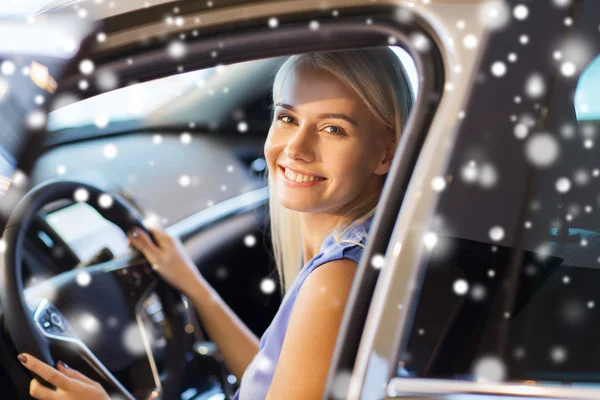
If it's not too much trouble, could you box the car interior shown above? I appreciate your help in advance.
[0,2,422,394]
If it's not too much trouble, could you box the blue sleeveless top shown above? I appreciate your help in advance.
[233,216,373,400]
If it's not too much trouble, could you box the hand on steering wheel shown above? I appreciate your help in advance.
[19,353,109,400]
[128,226,204,297]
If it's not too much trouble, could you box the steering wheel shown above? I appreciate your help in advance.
[0,179,188,400]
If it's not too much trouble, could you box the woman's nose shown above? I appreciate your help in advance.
[285,126,315,162]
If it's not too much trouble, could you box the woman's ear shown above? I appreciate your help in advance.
[374,136,397,175]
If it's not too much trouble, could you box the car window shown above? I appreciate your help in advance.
[397,1,600,387]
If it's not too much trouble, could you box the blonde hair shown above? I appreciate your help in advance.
[267,47,414,290]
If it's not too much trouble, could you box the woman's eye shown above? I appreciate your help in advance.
[324,125,346,136]
[278,115,296,124]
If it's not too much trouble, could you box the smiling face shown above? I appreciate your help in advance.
[264,62,395,215]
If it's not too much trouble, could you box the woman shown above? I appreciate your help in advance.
[19,47,414,399]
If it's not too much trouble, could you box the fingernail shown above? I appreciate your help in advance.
[58,361,70,369]
[18,354,27,364]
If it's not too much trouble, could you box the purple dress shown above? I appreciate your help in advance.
[233,216,373,399]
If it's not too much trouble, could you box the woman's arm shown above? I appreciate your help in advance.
[128,226,259,380]
[188,277,260,379]
[265,258,358,400]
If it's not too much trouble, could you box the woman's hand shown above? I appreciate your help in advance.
[18,353,110,400]
[127,226,205,296]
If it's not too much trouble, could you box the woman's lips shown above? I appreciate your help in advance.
[278,166,327,187]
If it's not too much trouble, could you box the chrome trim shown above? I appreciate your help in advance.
[33,298,135,400]
[134,279,163,397]
[387,378,600,400]
[165,186,269,240]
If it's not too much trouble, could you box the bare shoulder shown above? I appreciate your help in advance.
[300,258,359,300]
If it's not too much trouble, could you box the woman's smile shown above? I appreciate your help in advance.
[278,165,327,187]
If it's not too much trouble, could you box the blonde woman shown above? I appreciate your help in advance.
[20,47,414,400]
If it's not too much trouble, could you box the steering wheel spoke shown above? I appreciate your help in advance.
[33,299,137,400]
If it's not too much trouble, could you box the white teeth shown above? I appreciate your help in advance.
[284,168,320,183]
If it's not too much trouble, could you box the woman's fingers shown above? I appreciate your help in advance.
[19,353,69,389]
[128,228,161,263]
[29,377,56,400]
[147,226,172,248]
[57,361,98,386]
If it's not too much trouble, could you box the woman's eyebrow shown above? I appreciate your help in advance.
[275,102,359,127]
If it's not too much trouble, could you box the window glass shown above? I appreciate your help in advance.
[399,1,600,386]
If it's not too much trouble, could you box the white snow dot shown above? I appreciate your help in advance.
[388,36,398,45]
[525,73,546,99]
[411,32,430,52]
[76,271,92,286]
[489,226,505,242]
[332,9,339,17]
[525,133,559,168]
[180,132,192,144]
[78,8,88,18]
[268,17,279,28]
[123,323,147,355]
[371,254,385,269]
[488,269,496,278]
[175,16,184,26]
[74,188,89,202]
[79,313,100,334]
[1,61,15,76]
[461,163,478,183]
[478,164,498,188]
[550,346,567,364]
[508,52,517,63]
[152,134,163,144]
[453,279,469,295]
[95,115,109,129]
[220,185,227,191]
[564,17,573,26]
[563,275,570,284]
[244,234,256,247]
[553,51,563,60]
[473,356,506,381]
[98,194,113,209]
[56,165,67,175]
[457,20,466,29]
[556,177,571,193]
[424,232,438,250]
[585,205,593,213]
[588,301,595,309]
[260,278,276,294]
[96,32,107,43]
[561,62,576,77]
[525,221,532,229]
[309,20,320,31]
[168,41,186,59]
[34,95,44,105]
[27,110,47,130]
[463,34,478,49]
[519,35,529,45]
[103,143,118,159]
[179,175,191,187]
[491,61,507,77]
[237,121,248,133]
[514,96,522,104]
[78,79,89,91]
[431,176,447,192]
[514,123,529,139]
[471,284,487,301]
[79,59,95,75]
[513,5,529,20]
[584,140,594,149]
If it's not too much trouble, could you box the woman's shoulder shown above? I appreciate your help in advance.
[314,215,374,269]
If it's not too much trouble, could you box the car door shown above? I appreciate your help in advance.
[329,0,600,399]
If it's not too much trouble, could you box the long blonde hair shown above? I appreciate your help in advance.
[267,47,414,290]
